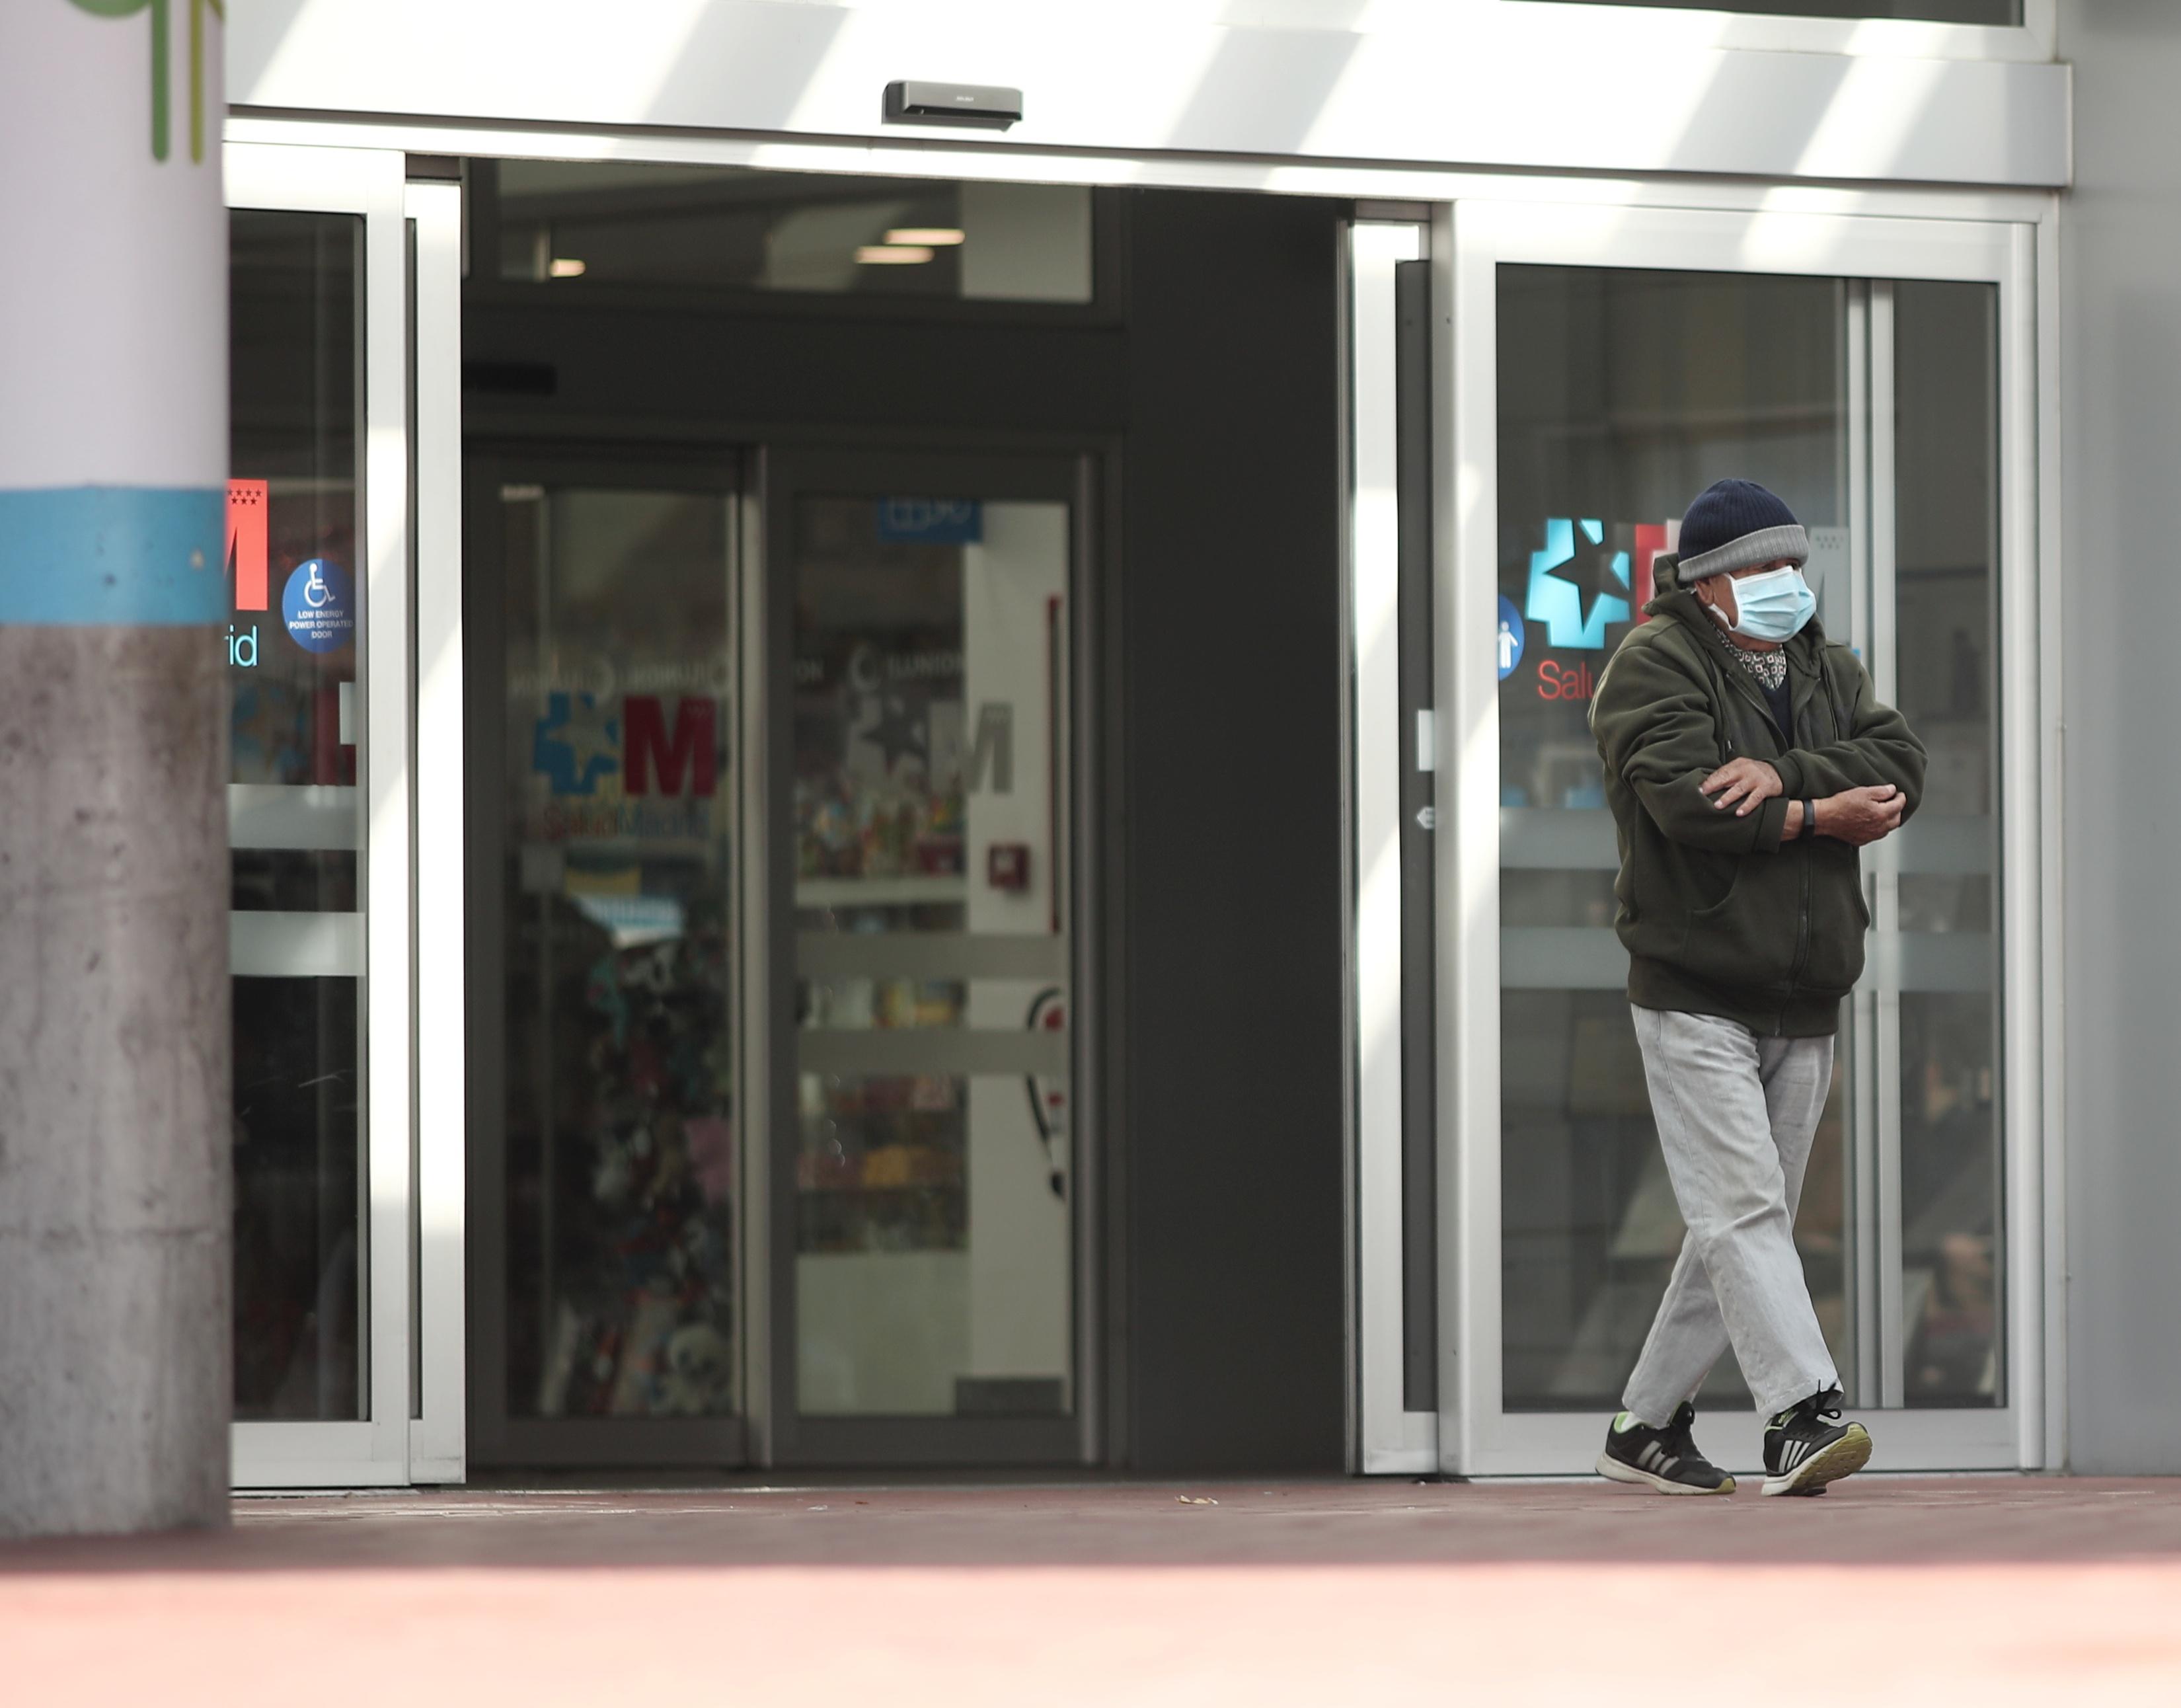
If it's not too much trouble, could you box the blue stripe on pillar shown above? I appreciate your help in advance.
[0,487,229,624]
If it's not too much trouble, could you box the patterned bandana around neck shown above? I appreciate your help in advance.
[1710,617,1788,692]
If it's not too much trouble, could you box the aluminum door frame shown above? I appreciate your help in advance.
[225,143,451,1488]
[1346,218,1441,1475]
[1439,198,2050,1479]
[408,175,469,1483]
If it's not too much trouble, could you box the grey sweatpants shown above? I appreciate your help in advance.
[1622,1006,1841,1424]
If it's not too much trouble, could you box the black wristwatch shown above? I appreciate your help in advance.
[1801,798,1819,841]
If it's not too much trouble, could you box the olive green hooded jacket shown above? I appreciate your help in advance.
[1588,586,1927,1036]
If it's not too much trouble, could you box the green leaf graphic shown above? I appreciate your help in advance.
[192,0,225,164]
[69,0,222,163]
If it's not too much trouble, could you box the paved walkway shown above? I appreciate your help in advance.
[5,1478,2180,1703]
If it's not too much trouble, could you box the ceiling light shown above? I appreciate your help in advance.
[856,245,935,265]
[884,227,966,247]
[548,257,587,278]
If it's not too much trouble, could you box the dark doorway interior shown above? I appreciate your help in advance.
[459,167,1350,1474]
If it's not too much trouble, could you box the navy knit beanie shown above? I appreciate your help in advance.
[1674,479,1808,586]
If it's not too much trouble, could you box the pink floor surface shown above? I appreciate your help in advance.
[5,1478,2180,1705]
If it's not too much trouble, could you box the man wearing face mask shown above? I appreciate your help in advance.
[1587,478,1925,1498]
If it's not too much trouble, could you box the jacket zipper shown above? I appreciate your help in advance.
[1780,685,1814,1034]
[1708,653,1808,1033]
[1782,854,1812,1036]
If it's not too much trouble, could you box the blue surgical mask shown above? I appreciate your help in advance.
[1710,566,1816,642]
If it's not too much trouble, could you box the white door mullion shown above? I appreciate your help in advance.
[2001,221,2049,1469]
[1844,280,1882,1413]
[1349,221,1437,1475]
[361,148,416,1477]
[1868,282,1907,1413]
[408,176,467,1483]
[1442,197,1505,1475]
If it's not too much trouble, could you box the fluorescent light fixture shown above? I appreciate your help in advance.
[884,227,966,247]
[548,258,587,278]
[855,245,935,265]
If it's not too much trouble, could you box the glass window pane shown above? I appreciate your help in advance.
[1535,1,2019,22]
[502,485,740,1420]
[793,496,1073,1418]
[494,164,1093,305]
[227,210,367,1422]
[1496,264,1855,1411]
[1893,278,2003,1407]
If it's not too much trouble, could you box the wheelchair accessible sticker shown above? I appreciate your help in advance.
[282,559,354,654]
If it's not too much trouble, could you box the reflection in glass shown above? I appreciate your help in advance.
[492,163,1094,305]
[793,496,1073,1418]
[1496,265,1853,1409]
[502,486,740,1420]
[1894,279,2003,1406]
[232,978,361,1418]
[1502,995,1848,1409]
[228,210,367,1420]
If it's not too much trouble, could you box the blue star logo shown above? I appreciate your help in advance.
[534,692,621,796]
[1524,518,1630,650]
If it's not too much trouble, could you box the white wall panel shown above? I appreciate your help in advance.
[2056,1,2181,1476]
[230,1,2067,188]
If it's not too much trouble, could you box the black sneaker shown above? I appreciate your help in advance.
[1595,1403,1736,1496]
[1761,1388,1872,1496]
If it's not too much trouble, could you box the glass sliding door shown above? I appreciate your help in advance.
[762,451,1088,1465]
[467,457,747,1467]
[227,204,367,1429]
[225,145,454,1487]
[1882,279,2005,1410]
[1441,200,2043,1476]
[467,446,1089,1470]
[1492,266,1857,1418]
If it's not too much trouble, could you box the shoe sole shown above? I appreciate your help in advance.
[1595,1452,1735,1496]
[1760,1423,1872,1497]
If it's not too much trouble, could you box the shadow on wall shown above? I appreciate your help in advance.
[641,5,847,132]
[225,0,299,93]
[1659,48,1849,180]
[1163,29,1361,156]
[226,1,2059,191]
[229,0,848,132]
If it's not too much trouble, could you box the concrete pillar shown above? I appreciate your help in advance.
[0,3,231,1535]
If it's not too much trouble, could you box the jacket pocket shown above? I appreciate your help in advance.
[1673,857,1800,992]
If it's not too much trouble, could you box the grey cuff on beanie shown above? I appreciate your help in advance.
[1675,524,1810,585]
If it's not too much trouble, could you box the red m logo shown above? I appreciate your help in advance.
[625,697,718,797]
